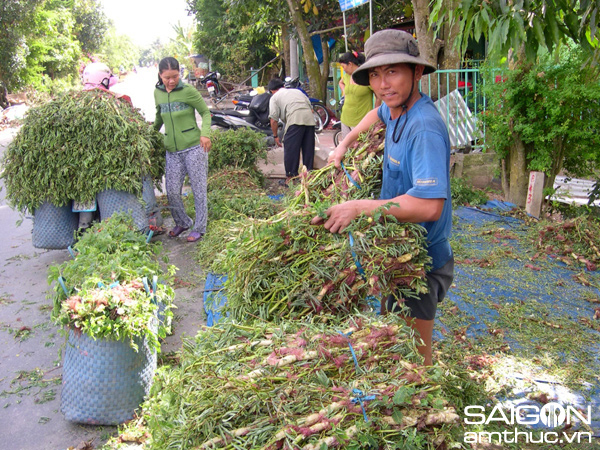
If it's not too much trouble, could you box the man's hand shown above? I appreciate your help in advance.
[328,142,348,168]
[274,136,282,147]
[200,136,211,151]
[311,201,362,233]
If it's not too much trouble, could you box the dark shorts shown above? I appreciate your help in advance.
[386,256,454,321]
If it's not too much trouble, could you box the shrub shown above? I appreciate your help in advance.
[208,128,267,182]
[451,177,489,206]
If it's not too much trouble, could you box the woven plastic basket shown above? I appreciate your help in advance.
[32,201,78,249]
[97,189,148,232]
[61,329,157,425]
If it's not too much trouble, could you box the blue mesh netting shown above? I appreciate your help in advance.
[439,202,600,433]
[61,329,156,425]
[97,189,148,232]
[204,273,228,327]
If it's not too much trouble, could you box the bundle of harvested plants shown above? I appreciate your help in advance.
[142,313,464,449]
[217,206,429,321]
[288,121,385,207]
[1,90,164,212]
[214,121,430,320]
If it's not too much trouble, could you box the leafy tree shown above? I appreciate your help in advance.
[188,0,279,82]
[73,0,108,55]
[23,2,82,89]
[139,39,166,67]
[432,0,600,205]
[99,26,140,74]
[480,47,600,196]
[167,22,196,74]
[0,0,45,89]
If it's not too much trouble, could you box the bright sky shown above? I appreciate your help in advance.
[99,0,194,47]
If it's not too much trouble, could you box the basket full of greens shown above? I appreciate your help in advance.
[0,89,164,243]
[48,214,175,424]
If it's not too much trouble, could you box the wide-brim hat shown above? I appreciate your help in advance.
[352,29,436,86]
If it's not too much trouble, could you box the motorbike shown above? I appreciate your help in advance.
[332,120,342,147]
[332,96,344,147]
[232,83,325,133]
[210,91,282,146]
[232,91,255,110]
[199,71,226,103]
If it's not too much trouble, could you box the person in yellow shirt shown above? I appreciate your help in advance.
[338,51,380,139]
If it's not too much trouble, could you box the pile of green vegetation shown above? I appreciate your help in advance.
[120,314,486,449]
[450,177,489,207]
[48,214,176,352]
[1,90,164,212]
[208,127,268,181]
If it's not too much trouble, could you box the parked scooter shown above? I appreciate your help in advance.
[332,96,344,147]
[199,71,226,102]
[232,91,255,110]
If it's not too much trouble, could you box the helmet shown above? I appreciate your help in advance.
[82,63,117,90]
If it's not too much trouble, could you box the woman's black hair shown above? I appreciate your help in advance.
[157,57,180,85]
[339,51,365,66]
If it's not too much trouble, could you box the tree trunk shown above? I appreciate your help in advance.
[544,136,566,192]
[505,44,532,207]
[413,0,460,100]
[285,0,325,101]
[282,24,290,80]
[508,133,529,206]
[319,37,330,101]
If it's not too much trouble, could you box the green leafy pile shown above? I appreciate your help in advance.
[208,128,268,181]
[217,207,429,321]
[48,214,176,351]
[214,122,430,321]
[185,168,284,223]
[1,89,164,212]
[450,177,488,206]
[141,314,468,449]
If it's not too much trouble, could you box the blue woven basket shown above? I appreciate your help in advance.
[61,329,157,425]
[97,189,148,232]
[32,201,78,249]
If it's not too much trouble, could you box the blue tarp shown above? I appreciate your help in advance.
[203,273,228,327]
[439,201,600,433]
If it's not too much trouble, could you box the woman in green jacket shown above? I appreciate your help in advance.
[154,57,212,242]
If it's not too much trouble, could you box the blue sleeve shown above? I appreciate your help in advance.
[405,130,449,200]
[377,102,388,124]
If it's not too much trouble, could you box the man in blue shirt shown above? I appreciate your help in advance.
[312,29,453,366]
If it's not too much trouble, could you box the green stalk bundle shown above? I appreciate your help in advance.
[217,207,430,321]
[1,90,164,212]
[143,314,463,449]
[214,121,430,321]
[288,121,386,207]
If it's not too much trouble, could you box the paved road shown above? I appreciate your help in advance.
[0,127,105,450]
[0,72,209,450]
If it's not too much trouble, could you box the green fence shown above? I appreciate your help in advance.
[421,68,486,151]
